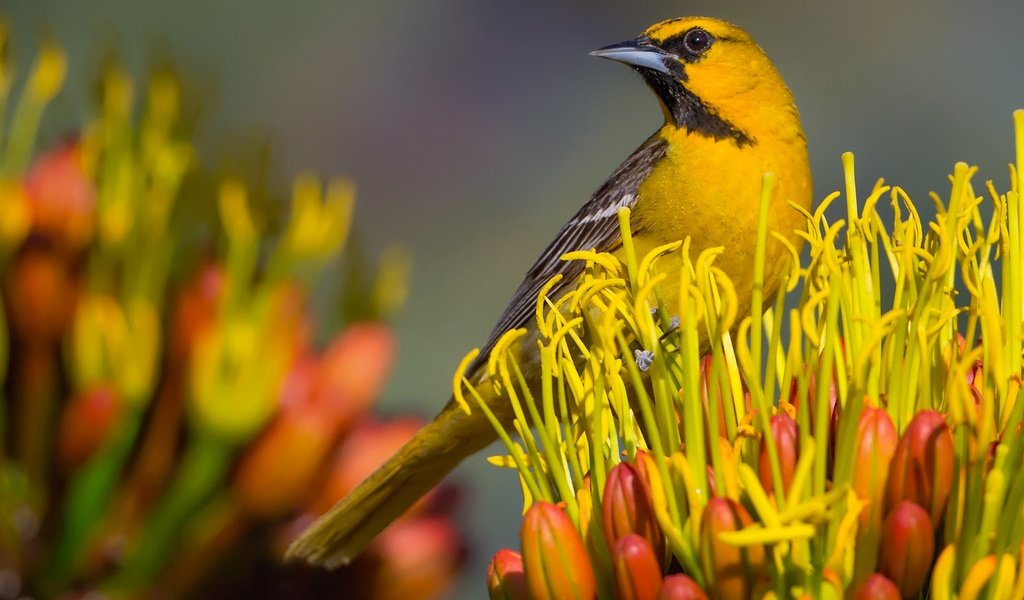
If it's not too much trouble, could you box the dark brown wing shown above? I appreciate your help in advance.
[469,135,668,372]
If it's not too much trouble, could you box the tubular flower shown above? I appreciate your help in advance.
[611,534,663,600]
[700,497,764,600]
[521,501,597,600]
[884,410,954,524]
[877,501,935,598]
[851,406,898,531]
[56,385,120,471]
[487,549,529,600]
[23,141,95,252]
[0,24,459,600]
[369,515,464,600]
[851,574,901,599]
[757,412,799,497]
[657,575,708,600]
[473,116,1024,597]
[603,460,664,561]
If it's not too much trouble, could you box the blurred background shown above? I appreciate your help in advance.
[6,0,1024,598]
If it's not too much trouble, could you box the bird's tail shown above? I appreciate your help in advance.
[286,390,498,568]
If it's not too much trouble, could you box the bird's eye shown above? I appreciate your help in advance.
[682,28,713,55]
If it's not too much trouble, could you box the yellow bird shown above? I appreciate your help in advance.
[288,16,812,567]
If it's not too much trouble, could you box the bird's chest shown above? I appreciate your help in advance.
[628,132,809,306]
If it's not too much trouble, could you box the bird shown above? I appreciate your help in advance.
[287,16,812,567]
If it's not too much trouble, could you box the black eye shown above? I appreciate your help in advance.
[682,28,713,55]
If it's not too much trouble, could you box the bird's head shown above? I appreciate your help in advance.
[591,17,801,147]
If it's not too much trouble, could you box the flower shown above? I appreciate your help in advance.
[23,141,95,252]
[700,497,764,599]
[603,460,664,561]
[368,515,464,600]
[883,410,954,524]
[657,575,707,600]
[487,549,529,600]
[471,112,1024,598]
[520,501,596,600]
[611,534,662,600]
[757,412,799,497]
[57,385,120,471]
[0,25,463,600]
[851,407,898,531]
[850,573,901,599]
[876,501,935,598]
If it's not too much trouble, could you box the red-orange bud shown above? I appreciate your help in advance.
[370,515,463,600]
[233,405,336,517]
[877,501,935,598]
[521,501,596,600]
[487,549,529,600]
[308,417,422,514]
[24,141,95,252]
[851,573,902,599]
[57,385,121,471]
[852,407,899,531]
[758,413,799,496]
[884,410,954,524]
[603,461,664,560]
[700,497,764,600]
[169,264,224,368]
[657,574,708,600]
[612,534,662,600]
[314,322,396,434]
[6,249,78,344]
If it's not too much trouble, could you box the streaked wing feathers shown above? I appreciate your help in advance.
[469,136,668,373]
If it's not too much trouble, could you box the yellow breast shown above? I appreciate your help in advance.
[627,122,812,316]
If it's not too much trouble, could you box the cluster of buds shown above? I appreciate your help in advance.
[469,111,1024,597]
[0,27,463,599]
[488,460,692,600]
[486,405,956,599]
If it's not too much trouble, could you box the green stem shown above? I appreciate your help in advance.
[106,432,233,591]
[48,411,143,585]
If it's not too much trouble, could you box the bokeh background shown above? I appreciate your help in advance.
[7,1,1024,597]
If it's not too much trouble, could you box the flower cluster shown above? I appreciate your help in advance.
[0,27,462,598]
[463,111,1024,598]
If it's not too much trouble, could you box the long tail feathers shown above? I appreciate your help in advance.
[286,397,495,567]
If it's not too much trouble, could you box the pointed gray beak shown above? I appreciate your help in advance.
[589,37,676,76]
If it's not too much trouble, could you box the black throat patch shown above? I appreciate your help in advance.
[637,67,754,147]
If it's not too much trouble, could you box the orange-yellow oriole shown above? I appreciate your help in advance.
[288,16,812,567]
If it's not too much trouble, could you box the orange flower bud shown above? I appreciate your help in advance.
[851,574,900,599]
[884,410,954,523]
[233,400,336,518]
[370,515,463,600]
[308,417,422,514]
[6,248,78,344]
[657,574,707,600]
[758,412,799,496]
[521,501,596,600]
[699,354,728,438]
[169,264,223,369]
[852,407,898,531]
[57,385,121,471]
[612,534,662,600]
[603,461,663,560]
[24,141,95,252]
[700,497,764,599]
[487,549,529,600]
[877,501,935,598]
[314,322,395,434]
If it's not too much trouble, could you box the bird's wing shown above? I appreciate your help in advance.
[471,135,669,372]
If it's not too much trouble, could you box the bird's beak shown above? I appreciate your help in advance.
[589,37,676,76]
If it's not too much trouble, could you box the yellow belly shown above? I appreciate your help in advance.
[625,125,812,317]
